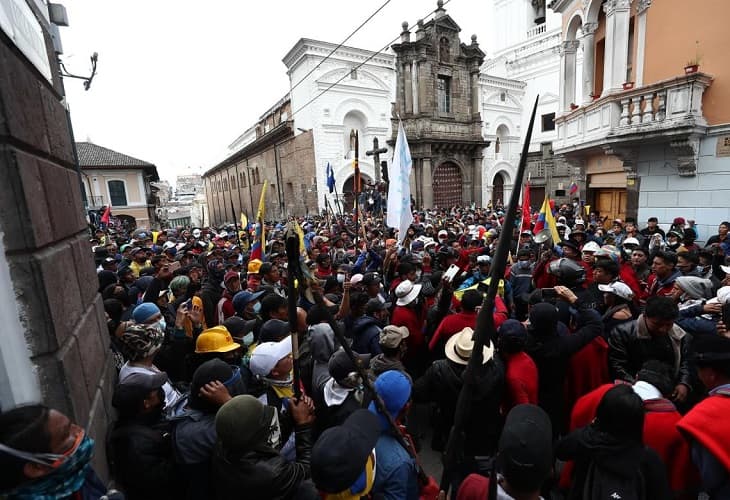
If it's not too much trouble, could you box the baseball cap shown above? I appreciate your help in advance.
[361,272,381,287]
[497,404,553,488]
[250,336,292,377]
[368,370,412,429]
[379,325,409,349]
[112,371,169,417]
[232,290,265,315]
[223,271,240,284]
[476,255,492,265]
[311,409,380,495]
[598,281,634,301]
[350,274,364,286]
[328,349,370,383]
[366,298,391,315]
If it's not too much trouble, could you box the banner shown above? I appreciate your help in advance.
[386,121,413,244]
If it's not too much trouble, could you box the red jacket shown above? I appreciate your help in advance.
[391,304,425,350]
[677,393,730,474]
[646,271,680,297]
[561,383,700,496]
[619,261,647,305]
[563,336,610,413]
[502,351,539,412]
[429,296,508,351]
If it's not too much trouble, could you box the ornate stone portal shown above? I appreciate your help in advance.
[389,1,489,209]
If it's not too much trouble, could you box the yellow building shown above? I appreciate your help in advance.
[550,0,730,239]
[77,142,160,230]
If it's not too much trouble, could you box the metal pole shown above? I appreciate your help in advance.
[354,131,360,250]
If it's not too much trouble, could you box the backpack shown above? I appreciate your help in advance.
[582,458,646,500]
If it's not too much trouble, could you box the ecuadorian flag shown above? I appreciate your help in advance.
[532,196,560,244]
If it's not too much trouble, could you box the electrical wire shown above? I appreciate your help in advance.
[290,0,455,119]
[288,0,394,95]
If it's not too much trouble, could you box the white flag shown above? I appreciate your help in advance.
[387,121,413,244]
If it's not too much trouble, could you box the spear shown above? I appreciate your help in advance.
[439,96,539,494]
[285,222,303,399]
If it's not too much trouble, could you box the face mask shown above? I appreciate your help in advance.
[337,273,346,284]
[252,302,261,314]
[242,332,254,346]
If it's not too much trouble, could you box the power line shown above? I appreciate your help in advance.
[289,0,394,95]
[290,0,454,119]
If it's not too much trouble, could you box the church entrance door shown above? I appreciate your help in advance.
[433,162,463,208]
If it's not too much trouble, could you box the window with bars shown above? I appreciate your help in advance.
[437,76,451,113]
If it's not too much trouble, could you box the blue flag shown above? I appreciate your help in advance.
[326,162,335,193]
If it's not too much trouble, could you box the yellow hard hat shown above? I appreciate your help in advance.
[247,259,263,274]
[195,326,241,354]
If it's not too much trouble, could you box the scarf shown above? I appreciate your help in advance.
[5,436,95,500]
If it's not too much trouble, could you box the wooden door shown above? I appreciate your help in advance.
[594,189,626,227]
[433,162,463,208]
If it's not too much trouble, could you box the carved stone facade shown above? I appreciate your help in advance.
[390,3,489,208]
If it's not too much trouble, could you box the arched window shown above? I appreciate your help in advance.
[492,173,505,206]
[230,175,236,189]
[495,136,501,154]
[108,180,127,206]
[343,110,368,155]
[495,124,509,156]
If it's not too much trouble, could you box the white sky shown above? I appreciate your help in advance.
[61,0,491,185]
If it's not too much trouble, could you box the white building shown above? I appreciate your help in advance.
[481,0,568,206]
[282,39,395,211]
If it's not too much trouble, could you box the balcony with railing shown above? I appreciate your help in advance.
[554,72,712,157]
[526,23,546,39]
[84,195,105,209]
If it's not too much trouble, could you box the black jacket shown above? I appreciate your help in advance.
[109,419,177,500]
[608,316,693,388]
[556,425,671,500]
[414,356,504,455]
[526,309,603,435]
[213,424,313,500]
[199,279,222,328]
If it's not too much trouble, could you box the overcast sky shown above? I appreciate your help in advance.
[61,0,491,185]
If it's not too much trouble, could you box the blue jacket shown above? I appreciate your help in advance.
[371,432,419,500]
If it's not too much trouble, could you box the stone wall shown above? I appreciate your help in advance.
[0,5,114,479]
[636,134,730,243]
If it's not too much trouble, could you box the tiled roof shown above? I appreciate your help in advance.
[76,142,154,167]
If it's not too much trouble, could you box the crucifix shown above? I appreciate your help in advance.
[366,137,388,183]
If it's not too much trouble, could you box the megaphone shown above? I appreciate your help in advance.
[534,229,552,244]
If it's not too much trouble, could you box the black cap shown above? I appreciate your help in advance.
[366,298,390,315]
[112,372,168,417]
[497,404,552,487]
[328,349,370,383]
[311,409,380,493]
[259,319,291,343]
[361,272,381,287]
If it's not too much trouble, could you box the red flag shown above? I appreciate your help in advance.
[101,205,111,224]
[521,182,531,231]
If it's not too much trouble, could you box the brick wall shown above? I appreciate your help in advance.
[0,11,114,479]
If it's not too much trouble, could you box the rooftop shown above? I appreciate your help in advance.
[76,142,154,168]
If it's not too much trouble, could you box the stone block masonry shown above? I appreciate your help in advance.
[0,2,114,481]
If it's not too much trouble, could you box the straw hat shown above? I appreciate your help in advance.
[445,327,494,365]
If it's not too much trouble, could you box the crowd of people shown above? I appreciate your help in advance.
[1,204,730,499]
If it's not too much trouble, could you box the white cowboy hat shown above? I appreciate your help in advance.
[445,327,494,365]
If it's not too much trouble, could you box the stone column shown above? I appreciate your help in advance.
[601,0,616,96]
[422,157,433,208]
[412,61,420,115]
[635,0,652,86]
[472,154,484,206]
[403,62,413,114]
[470,72,480,118]
[611,0,632,90]
[560,41,580,111]
[581,23,598,104]
[410,159,420,208]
